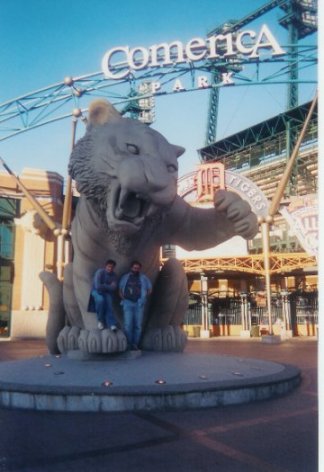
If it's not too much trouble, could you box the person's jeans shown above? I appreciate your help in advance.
[91,290,117,328]
[123,299,144,347]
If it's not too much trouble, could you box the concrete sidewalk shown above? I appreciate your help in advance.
[0,337,318,471]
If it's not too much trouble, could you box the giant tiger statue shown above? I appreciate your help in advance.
[41,99,258,355]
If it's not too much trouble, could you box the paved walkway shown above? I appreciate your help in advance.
[0,337,318,471]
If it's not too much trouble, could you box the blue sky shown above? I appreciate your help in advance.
[0,0,318,179]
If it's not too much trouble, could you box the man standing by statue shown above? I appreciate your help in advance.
[119,261,152,350]
[90,259,118,331]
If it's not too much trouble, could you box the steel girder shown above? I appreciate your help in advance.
[0,43,317,143]
[205,0,317,143]
[179,252,316,275]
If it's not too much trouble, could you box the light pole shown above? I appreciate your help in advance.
[240,292,251,337]
[200,274,210,338]
[260,92,317,344]
[281,290,293,339]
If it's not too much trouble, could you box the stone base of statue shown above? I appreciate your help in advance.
[199,329,211,338]
[67,349,142,361]
[240,330,251,338]
[280,329,293,340]
[0,351,300,412]
[261,334,282,344]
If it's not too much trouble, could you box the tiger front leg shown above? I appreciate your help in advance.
[141,258,188,352]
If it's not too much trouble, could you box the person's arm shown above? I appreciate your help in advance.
[119,274,127,299]
[93,269,103,291]
[93,269,113,292]
[145,276,152,295]
[139,275,152,300]
[106,273,117,292]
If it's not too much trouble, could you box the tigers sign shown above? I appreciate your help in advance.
[177,162,269,217]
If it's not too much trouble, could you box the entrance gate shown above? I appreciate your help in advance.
[183,291,318,338]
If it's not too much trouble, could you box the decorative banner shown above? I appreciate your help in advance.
[280,194,318,258]
[178,163,269,217]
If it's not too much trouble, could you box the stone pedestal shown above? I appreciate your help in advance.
[0,352,301,412]
[280,329,293,340]
[261,334,281,344]
[67,349,141,361]
[240,330,251,338]
[200,329,211,339]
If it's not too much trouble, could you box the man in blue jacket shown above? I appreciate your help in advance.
[91,259,118,331]
[119,261,152,350]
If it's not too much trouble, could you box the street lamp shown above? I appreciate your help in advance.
[281,290,293,339]
[200,274,210,338]
[260,92,317,344]
[240,292,251,337]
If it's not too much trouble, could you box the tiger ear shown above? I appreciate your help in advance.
[88,99,121,125]
[173,145,185,158]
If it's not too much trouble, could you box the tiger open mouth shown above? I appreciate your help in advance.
[114,187,151,225]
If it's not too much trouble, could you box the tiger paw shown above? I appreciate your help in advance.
[57,326,81,353]
[141,326,187,352]
[78,328,127,354]
[57,326,127,354]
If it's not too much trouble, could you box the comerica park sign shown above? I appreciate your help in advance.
[102,24,285,80]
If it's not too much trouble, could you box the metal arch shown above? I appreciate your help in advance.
[0,44,317,143]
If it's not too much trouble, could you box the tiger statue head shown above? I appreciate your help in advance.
[69,99,185,235]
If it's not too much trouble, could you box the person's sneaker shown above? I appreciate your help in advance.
[110,325,117,332]
[97,322,104,330]
[131,344,139,351]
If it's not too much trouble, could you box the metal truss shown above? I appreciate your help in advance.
[204,0,317,144]
[0,43,317,143]
[179,252,316,275]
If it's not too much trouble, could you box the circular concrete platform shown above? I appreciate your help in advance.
[0,351,300,412]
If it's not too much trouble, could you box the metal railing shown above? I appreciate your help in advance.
[183,291,318,332]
